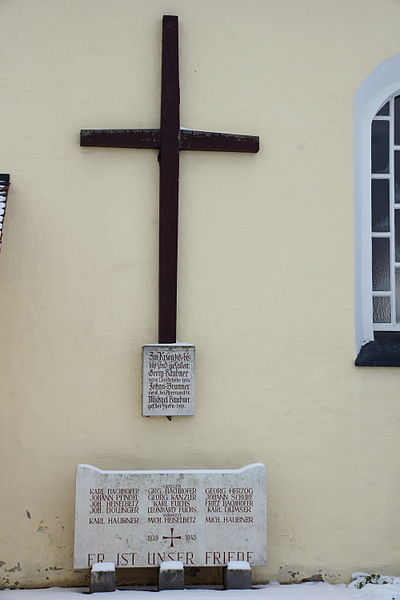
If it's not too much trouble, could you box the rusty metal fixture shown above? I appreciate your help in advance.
[0,174,10,250]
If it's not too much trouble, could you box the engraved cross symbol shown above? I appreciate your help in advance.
[163,527,182,548]
[80,15,259,344]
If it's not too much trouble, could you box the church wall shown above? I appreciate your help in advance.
[0,0,399,588]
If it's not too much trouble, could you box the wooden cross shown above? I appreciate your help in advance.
[81,15,259,344]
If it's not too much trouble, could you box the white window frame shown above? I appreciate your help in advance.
[355,54,400,355]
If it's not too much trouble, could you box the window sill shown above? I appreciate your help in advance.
[355,332,400,366]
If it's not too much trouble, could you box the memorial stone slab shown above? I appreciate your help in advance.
[74,463,266,569]
[142,344,195,416]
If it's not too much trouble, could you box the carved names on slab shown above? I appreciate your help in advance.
[74,464,266,568]
[142,344,195,416]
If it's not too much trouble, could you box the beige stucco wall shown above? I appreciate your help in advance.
[1,0,400,588]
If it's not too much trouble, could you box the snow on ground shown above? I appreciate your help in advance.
[2,581,400,600]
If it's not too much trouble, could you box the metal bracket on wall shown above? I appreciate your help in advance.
[0,174,11,250]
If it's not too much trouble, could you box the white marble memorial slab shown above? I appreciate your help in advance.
[142,344,195,416]
[74,463,266,569]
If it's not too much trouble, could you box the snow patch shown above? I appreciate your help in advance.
[350,572,400,588]
[2,581,400,600]
[159,561,183,571]
[92,562,115,572]
[227,561,250,570]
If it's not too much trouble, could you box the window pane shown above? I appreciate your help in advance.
[395,96,400,144]
[373,296,391,323]
[395,210,400,262]
[377,101,390,117]
[372,120,389,173]
[396,269,400,323]
[395,151,400,203]
[372,179,389,232]
[372,237,390,290]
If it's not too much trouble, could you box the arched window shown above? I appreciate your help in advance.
[355,55,400,365]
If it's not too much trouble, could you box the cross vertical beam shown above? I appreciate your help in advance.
[159,15,180,343]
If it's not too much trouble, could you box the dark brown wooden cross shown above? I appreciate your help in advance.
[80,15,259,344]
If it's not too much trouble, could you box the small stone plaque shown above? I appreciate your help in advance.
[142,344,195,416]
[74,463,266,569]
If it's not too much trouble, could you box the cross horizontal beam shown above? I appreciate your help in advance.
[80,128,160,149]
[180,130,259,152]
[81,128,259,153]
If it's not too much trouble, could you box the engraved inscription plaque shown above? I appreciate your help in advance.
[74,463,266,568]
[142,344,195,416]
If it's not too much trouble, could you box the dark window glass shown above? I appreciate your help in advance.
[396,270,400,323]
[372,179,390,232]
[372,237,390,291]
[395,152,400,202]
[395,211,400,262]
[395,96,400,144]
[373,296,391,323]
[377,101,390,116]
[372,120,389,173]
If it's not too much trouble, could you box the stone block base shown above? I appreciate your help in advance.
[90,562,116,593]
[158,560,184,590]
[224,561,252,589]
